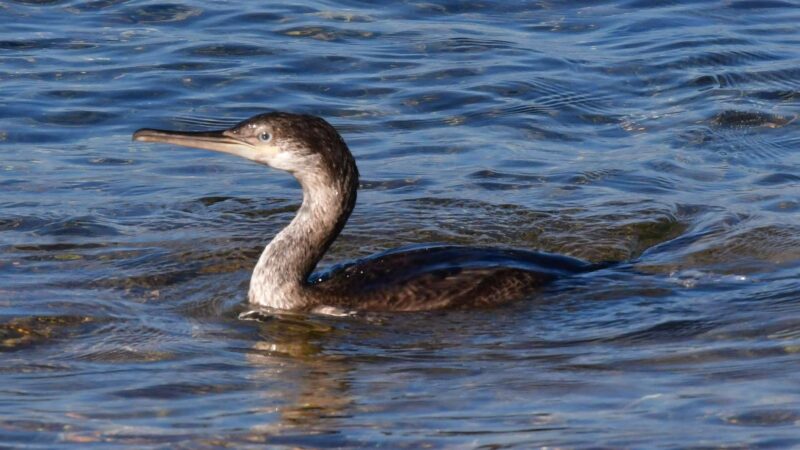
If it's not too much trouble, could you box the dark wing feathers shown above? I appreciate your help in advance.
[310,245,591,311]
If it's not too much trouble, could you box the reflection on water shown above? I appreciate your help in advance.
[245,317,353,445]
[2,0,800,447]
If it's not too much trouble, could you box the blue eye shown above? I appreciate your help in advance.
[259,132,272,142]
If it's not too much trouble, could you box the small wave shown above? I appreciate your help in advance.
[113,4,202,24]
[181,43,275,58]
[279,25,378,42]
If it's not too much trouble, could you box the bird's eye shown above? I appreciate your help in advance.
[258,132,272,142]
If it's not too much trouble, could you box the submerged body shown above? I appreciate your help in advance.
[133,112,598,312]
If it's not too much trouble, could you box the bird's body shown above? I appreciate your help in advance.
[308,245,596,311]
[133,112,598,313]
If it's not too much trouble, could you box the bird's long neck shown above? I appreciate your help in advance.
[249,157,358,310]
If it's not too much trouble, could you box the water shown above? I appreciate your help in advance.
[2,0,799,447]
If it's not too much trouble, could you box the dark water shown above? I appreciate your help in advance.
[2,0,800,447]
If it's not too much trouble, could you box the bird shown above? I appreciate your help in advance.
[133,112,603,314]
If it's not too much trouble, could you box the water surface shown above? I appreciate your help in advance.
[2,0,800,448]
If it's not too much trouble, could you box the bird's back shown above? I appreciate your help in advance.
[309,245,596,311]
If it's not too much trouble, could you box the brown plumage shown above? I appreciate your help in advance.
[133,112,599,313]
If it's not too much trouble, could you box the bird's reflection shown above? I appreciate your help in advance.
[241,311,356,440]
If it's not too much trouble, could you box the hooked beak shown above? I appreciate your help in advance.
[132,128,258,160]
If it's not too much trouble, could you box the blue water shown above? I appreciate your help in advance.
[2,1,800,448]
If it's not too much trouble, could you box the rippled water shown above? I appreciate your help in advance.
[2,0,800,447]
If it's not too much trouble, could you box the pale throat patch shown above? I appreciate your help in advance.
[255,145,283,165]
[267,151,324,174]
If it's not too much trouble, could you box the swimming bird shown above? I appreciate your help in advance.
[133,112,600,313]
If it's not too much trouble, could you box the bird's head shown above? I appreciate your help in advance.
[133,112,356,178]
